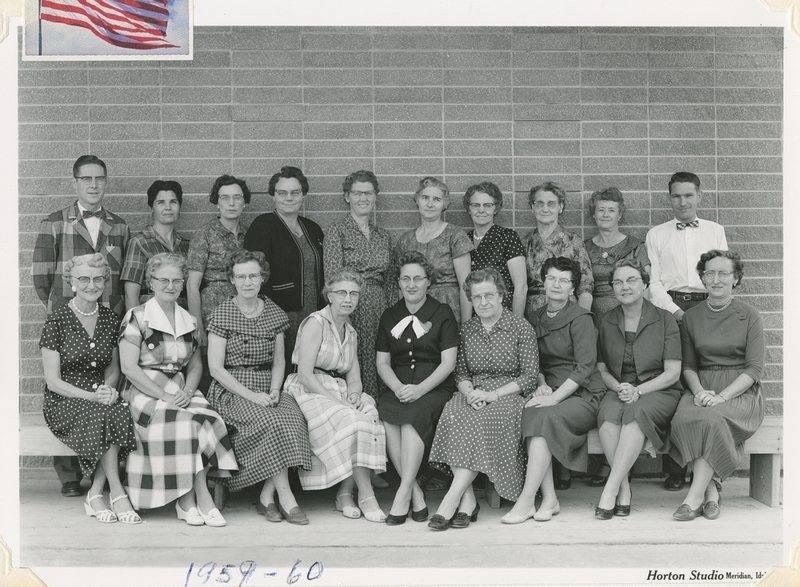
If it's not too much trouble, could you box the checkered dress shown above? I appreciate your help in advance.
[284,307,386,490]
[119,301,238,509]
[206,297,312,491]
[32,202,130,316]
[120,225,190,306]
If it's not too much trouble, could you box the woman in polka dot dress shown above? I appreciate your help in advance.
[40,254,139,524]
[428,268,539,531]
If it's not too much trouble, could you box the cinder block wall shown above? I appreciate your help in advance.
[18,27,784,465]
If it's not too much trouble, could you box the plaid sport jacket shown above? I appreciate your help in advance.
[32,201,130,316]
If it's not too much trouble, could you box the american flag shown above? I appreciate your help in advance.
[40,0,178,50]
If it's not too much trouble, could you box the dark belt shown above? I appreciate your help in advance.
[668,290,708,302]
[315,367,344,379]
[226,363,270,371]
[700,365,746,371]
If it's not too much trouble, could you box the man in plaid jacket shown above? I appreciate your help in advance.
[31,155,130,497]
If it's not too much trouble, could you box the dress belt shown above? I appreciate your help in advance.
[699,365,746,371]
[668,290,708,301]
[315,367,344,379]
[227,363,270,371]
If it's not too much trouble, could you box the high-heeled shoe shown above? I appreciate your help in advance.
[110,494,142,525]
[385,507,410,526]
[450,503,480,529]
[614,487,632,517]
[533,501,560,521]
[500,505,537,525]
[427,511,456,531]
[84,493,117,524]
[335,493,361,519]
[199,506,227,527]
[702,479,722,520]
[594,505,614,520]
[358,495,386,523]
[411,488,428,522]
[175,501,204,526]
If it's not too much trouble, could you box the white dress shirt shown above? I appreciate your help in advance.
[76,201,102,248]
[645,217,727,315]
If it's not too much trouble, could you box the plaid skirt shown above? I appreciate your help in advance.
[208,370,313,491]
[123,369,238,509]
[284,371,386,490]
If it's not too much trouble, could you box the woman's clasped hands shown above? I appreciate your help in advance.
[93,384,118,405]
[248,389,278,408]
[694,389,726,408]
[395,384,424,404]
[166,387,193,408]
[616,383,641,404]
[525,383,555,408]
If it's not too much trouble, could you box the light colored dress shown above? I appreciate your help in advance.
[283,306,387,490]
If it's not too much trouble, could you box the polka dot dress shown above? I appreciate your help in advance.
[39,304,136,477]
[429,310,539,501]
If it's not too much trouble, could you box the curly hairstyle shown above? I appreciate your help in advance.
[609,258,650,288]
[587,187,626,220]
[322,267,364,297]
[62,253,110,285]
[226,249,270,283]
[462,181,503,213]
[696,249,744,288]
[397,250,438,286]
[541,256,581,292]
[413,176,450,210]
[145,253,188,283]
[147,180,183,208]
[209,174,251,205]
[528,181,567,209]
[463,267,507,299]
[342,170,379,203]
[268,166,309,196]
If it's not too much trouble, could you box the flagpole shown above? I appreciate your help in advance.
[38,0,42,56]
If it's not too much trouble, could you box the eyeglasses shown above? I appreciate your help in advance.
[233,273,263,284]
[349,190,375,198]
[152,277,185,288]
[399,276,428,285]
[469,203,496,210]
[73,276,105,286]
[332,290,360,301]
[533,200,560,210]
[470,292,499,304]
[544,275,572,286]
[275,190,303,198]
[218,194,244,203]
[703,270,734,280]
[75,176,107,185]
[611,276,643,288]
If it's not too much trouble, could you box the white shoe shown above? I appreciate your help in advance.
[176,501,204,526]
[84,493,117,524]
[500,506,537,525]
[358,495,386,523]
[199,507,227,527]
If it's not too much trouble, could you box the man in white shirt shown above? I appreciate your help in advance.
[645,171,727,491]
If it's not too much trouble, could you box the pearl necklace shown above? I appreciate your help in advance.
[707,299,732,313]
[546,306,565,318]
[236,298,260,317]
[71,298,98,317]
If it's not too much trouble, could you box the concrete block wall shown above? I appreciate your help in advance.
[18,27,783,450]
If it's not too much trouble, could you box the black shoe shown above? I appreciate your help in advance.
[588,475,608,488]
[554,478,571,490]
[614,488,632,517]
[385,510,409,526]
[411,506,428,522]
[450,503,480,529]
[702,479,722,520]
[663,474,685,491]
[61,481,83,497]
[428,512,455,531]
[594,506,614,520]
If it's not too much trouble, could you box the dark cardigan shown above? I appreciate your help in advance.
[243,211,325,312]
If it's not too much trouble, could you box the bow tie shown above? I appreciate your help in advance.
[676,220,699,230]
[82,209,104,219]
[390,315,428,339]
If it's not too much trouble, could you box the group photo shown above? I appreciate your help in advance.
[7,6,791,586]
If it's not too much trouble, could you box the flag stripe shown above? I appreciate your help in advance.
[84,0,167,34]
[90,0,169,31]
[42,1,166,41]
[41,13,177,48]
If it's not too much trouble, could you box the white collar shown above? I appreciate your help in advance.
[76,201,103,215]
[142,297,196,338]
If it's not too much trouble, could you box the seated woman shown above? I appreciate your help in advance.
[40,254,139,524]
[428,268,539,531]
[669,250,765,521]
[376,252,460,525]
[119,253,238,527]
[503,257,605,524]
[283,269,387,523]
[206,250,313,525]
[594,259,682,520]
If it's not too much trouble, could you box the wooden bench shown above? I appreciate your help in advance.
[483,416,782,509]
[20,412,229,509]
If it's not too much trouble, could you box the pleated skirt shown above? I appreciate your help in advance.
[597,387,681,454]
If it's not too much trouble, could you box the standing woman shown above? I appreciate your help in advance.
[122,180,190,311]
[245,166,324,371]
[40,254,138,524]
[464,181,527,316]
[395,177,473,325]
[187,175,251,347]
[669,250,765,521]
[324,170,393,401]
[206,250,313,524]
[119,253,238,527]
[522,182,594,320]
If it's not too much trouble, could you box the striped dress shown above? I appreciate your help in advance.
[668,299,765,480]
[119,299,238,509]
[283,306,386,490]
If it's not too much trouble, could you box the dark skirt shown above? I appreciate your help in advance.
[597,387,681,453]
[521,390,600,472]
[377,386,452,448]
